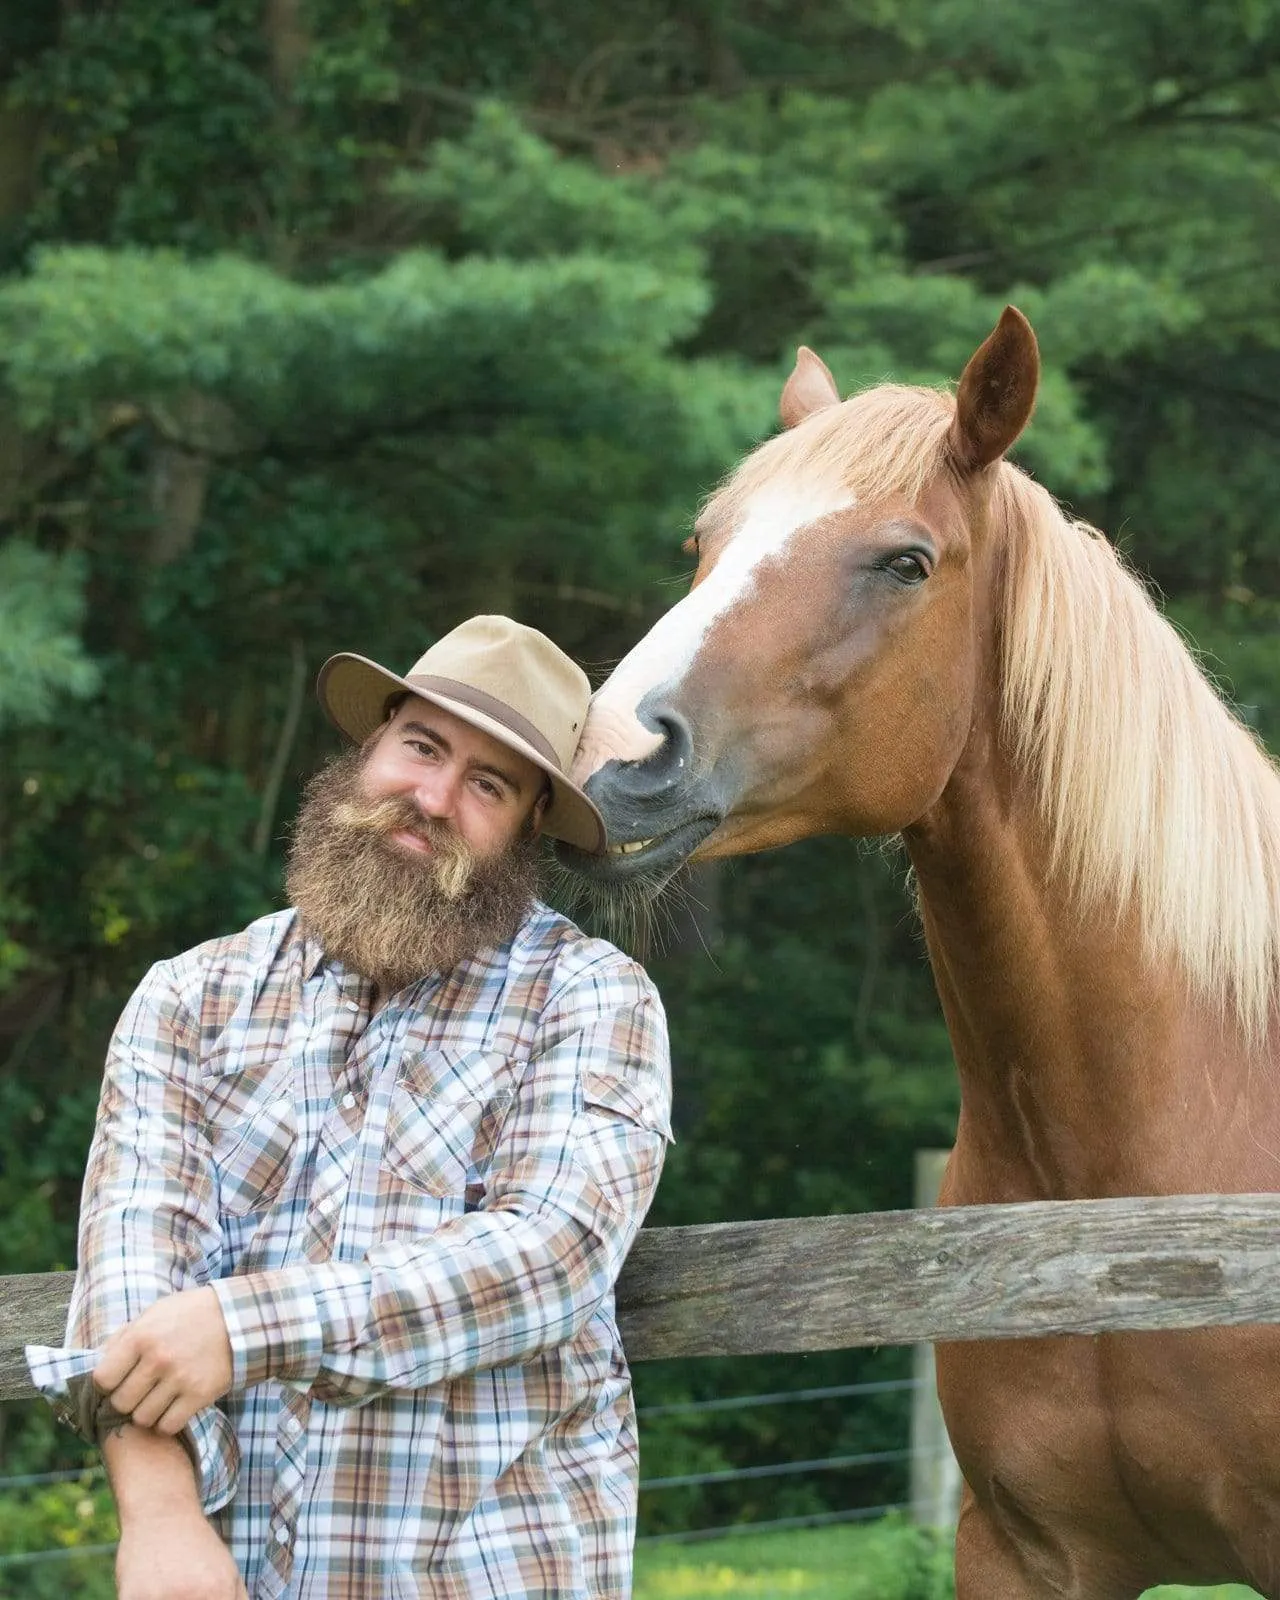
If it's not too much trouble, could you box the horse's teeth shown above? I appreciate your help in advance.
[608,838,655,855]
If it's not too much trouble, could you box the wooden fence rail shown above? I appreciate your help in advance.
[5,1192,1280,1404]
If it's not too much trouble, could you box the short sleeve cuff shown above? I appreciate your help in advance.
[184,1404,241,1514]
[307,1261,372,1356]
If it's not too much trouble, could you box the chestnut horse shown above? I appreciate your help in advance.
[565,308,1280,1598]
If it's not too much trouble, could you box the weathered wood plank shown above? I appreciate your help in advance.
[616,1193,1280,1355]
[6,1194,1280,1402]
[0,1271,72,1402]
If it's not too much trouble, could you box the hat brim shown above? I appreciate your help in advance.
[316,653,607,855]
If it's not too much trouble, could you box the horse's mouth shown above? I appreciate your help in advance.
[557,814,721,884]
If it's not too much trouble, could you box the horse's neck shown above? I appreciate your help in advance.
[904,772,1278,1203]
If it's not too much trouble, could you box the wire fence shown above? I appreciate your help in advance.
[0,1466,105,1491]
[0,1542,117,1569]
[639,1500,914,1545]
[631,1372,931,1542]
[1,1374,938,1569]
[635,1376,924,1418]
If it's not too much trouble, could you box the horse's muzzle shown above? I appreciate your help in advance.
[559,699,732,883]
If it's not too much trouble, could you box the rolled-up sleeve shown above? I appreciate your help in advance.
[214,956,672,1404]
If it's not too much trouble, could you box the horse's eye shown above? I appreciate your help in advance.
[885,552,930,584]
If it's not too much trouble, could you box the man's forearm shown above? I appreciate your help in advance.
[104,1425,248,1600]
[103,1423,204,1525]
[213,1185,649,1406]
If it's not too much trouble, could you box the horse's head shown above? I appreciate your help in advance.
[567,307,1039,887]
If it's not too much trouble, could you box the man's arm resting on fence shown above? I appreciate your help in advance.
[66,961,227,1343]
[103,1425,247,1600]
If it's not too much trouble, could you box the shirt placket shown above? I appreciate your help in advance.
[260,966,370,1598]
[260,1392,308,1598]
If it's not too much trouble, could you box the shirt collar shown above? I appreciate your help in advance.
[300,926,328,982]
[294,899,549,996]
[296,924,436,1012]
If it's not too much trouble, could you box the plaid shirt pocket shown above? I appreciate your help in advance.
[381,1049,517,1219]
[203,1059,297,1217]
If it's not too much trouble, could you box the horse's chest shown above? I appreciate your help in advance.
[940,1329,1280,1588]
[939,1335,1113,1505]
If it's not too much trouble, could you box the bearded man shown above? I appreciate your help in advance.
[27,616,672,1600]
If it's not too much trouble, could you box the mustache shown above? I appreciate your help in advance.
[331,794,453,843]
[328,793,473,898]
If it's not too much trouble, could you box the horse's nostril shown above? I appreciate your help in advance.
[652,716,683,750]
[583,701,698,811]
[642,708,694,778]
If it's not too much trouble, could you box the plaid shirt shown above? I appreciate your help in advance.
[27,904,671,1599]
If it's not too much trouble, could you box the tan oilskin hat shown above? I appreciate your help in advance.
[317,615,606,854]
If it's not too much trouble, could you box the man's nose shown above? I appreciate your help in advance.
[410,765,461,820]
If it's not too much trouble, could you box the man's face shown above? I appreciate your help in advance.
[284,697,548,993]
[361,697,547,860]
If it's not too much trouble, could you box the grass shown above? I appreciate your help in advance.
[635,1521,952,1600]
[632,1521,1264,1600]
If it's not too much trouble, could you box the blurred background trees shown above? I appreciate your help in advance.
[3,0,1280,1538]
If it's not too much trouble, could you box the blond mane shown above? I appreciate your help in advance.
[995,465,1280,1039]
[721,381,1280,1037]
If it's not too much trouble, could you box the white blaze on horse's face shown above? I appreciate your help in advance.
[574,481,856,779]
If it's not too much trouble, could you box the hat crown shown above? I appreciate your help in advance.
[405,615,589,772]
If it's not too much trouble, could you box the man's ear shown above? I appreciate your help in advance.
[529,784,551,839]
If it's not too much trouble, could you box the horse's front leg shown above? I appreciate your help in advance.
[954,1487,1046,1600]
[954,1486,1144,1600]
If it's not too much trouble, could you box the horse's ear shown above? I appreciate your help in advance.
[780,346,840,429]
[948,306,1040,472]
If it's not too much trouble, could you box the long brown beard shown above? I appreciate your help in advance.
[285,748,541,993]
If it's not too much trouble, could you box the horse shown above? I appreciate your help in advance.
[561,307,1280,1598]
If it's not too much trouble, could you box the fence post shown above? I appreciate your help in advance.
[910,1148,964,1532]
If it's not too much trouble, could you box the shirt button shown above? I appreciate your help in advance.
[341,1092,356,1110]
[274,1525,290,1545]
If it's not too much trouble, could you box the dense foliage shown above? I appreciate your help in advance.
[3,0,1280,1561]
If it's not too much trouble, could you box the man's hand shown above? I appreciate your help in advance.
[116,1512,248,1600]
[94,1286,233,1433]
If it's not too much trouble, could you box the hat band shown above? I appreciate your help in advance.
[401,675,563,770]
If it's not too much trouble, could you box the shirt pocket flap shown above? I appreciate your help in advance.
[581,1071,673,1141]
[384,1049,516,1199]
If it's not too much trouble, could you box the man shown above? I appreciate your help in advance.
[26,615,672,1600]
